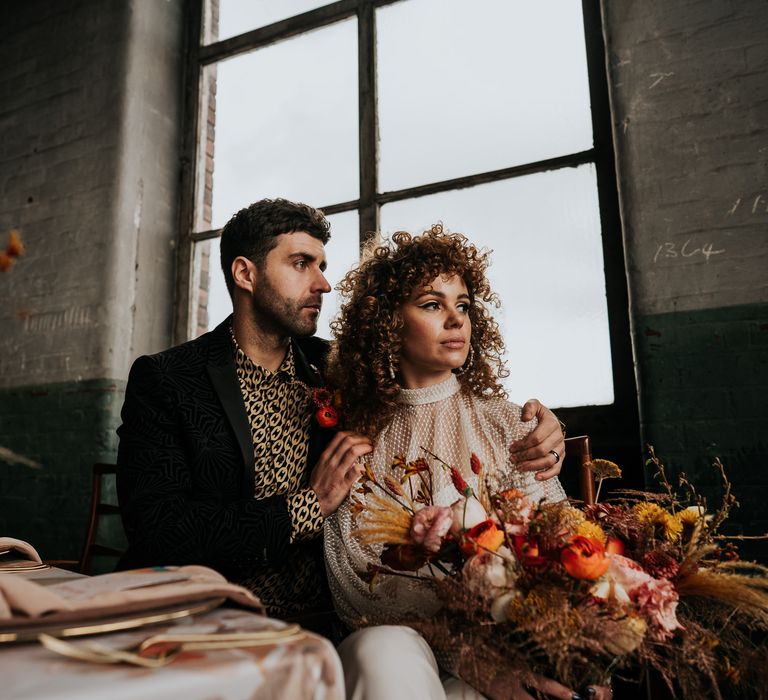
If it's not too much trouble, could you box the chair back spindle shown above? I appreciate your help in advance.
[564,435,596,506]
[79,463,124,574]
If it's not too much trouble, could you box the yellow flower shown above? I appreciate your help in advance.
[561,505,587,527]
[506,590,546,624]
[662,515,683,542]
[548,504,585,540]
[586,458,622,480]
[576,520,607,545]
[675,505,706,543]
[633,502,665,522]
[633,502,682,542]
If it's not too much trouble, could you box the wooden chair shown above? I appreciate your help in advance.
[564,435,596,505]
[78,462,125,574]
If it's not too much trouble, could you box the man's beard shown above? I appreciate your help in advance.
[250,274,321,338]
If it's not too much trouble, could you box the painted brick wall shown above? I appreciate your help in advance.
[0,0,183,561]
[602,0,768,560]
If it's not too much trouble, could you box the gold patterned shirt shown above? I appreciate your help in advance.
[231,330,326,616]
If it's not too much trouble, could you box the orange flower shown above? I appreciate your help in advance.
[0,251,13,272]
[511,535,549,568]
[497,488,525,501]
[315,406,338,428]
[605,536,626,556]
[312,387,340,427]
[560,535,609,580]
[7,230,24,257]
[460,519,505,556]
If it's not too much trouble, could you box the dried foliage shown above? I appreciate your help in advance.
[351,447,768,698]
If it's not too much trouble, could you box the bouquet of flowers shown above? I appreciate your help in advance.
[351,447,768,698]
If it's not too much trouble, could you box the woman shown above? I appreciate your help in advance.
[325,226,600,700]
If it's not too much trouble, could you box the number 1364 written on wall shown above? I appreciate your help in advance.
[653,239,725,264]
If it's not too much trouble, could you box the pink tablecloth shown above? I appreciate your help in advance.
[1,607,344,700]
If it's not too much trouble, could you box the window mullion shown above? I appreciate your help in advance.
[174,0,205,346]
[357,0,378,249]
[580,0,638,418]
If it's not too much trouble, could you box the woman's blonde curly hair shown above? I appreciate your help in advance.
[327,224,508,438]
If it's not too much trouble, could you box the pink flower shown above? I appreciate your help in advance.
[606,554,649,587]
[410,506,453,553]
[633,578,682,640]
[606,555,683,639]
[463,547,516,600]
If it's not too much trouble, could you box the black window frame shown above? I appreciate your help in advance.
[175,0,641,483]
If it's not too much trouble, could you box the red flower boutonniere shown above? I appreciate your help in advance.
[312,387,339,429]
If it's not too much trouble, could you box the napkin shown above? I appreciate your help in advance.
[0,565,264,627]
[0,537,43,564]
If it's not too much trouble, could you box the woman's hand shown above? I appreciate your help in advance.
[490,673,572,700]
[509,399,566,481]
[488,672,612,700]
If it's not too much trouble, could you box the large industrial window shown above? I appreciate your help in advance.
[176,0,638,454]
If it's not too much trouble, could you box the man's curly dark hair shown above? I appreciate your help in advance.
[220,198,330,297]
[327,224,508,438]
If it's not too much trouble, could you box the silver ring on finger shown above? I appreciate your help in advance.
[548,449,560,464]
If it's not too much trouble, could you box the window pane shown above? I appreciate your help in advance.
[207,0,333,44]
[207,18,359,229]
[377,0,593,191]
[185,238,226,338]
[379,165,613,408]
[317,210,360,338]
[205,238,230,333]
[204,210,360,339]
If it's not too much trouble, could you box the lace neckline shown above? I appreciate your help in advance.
[397,375,461,406]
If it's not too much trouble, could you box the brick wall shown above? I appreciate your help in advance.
[194,0,220,338]
[0,0,184,560]
[602,0,768,558]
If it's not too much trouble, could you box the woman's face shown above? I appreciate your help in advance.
[398,274,472,389]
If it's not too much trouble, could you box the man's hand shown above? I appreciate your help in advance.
[311,431,373,516]
[509,399,565,481]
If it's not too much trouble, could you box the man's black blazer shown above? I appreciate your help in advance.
[116,317,331,581]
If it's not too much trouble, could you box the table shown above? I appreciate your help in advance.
[1,569,344,700]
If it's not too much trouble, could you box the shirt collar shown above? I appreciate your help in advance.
[229,325,297,383]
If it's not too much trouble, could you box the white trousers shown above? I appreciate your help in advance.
[337,625,488,700]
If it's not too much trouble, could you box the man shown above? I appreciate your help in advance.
[116,198,565,622]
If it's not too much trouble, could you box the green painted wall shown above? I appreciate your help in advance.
[635,302,768,562]
[0,379,126,562]
[603,1,768,564]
